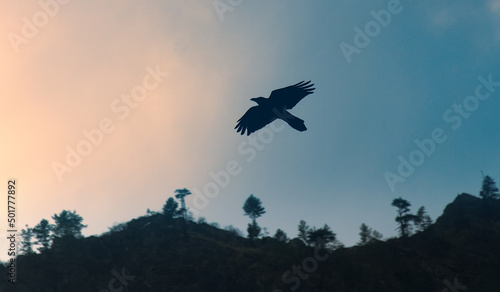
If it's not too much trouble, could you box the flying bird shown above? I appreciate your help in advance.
[235,81,315,135]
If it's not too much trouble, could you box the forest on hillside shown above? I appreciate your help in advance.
[11,175,500,257]
[1,175,499,291]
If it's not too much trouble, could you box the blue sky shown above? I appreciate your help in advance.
[1,0,500,257]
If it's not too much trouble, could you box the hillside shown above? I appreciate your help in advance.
[2,193,500,292]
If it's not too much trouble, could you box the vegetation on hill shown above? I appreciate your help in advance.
[2,175,500,291]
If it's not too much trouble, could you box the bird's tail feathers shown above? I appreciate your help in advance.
[280,110,307,132]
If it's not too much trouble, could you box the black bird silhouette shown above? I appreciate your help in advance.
[235,81,315,135]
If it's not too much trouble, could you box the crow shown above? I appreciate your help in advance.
[235,81,315,135]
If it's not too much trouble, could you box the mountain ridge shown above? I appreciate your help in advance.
[2,193,499,291]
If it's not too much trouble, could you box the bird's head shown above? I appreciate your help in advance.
[250,97,267,105]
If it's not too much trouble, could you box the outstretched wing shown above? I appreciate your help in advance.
[235,106,277,136]
[268,81,315,110]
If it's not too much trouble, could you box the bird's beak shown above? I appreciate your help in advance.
[250,98,257,101]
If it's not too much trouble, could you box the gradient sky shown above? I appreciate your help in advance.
[2,0,500,259]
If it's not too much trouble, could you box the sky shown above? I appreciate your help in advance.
[1,0,500,259]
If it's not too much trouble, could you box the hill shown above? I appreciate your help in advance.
[1,193,500,291]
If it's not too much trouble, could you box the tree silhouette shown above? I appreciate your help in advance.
[273,229,288,242]
[247,220,261,240]
[19,225,35,255]
[243,194,265,240]
[52,210,87,239]
[358,223,383,245]
[175,188,192,219]
[163,197,179,218]
[243,194,266,221]
[358,223,371,245]
[479,175,500,200]
[306,224,336,248]
[298,220,310,244]
[371,230,383,241]
[32,219,53,252]
[414,206,433,232]
[391,197,414,238]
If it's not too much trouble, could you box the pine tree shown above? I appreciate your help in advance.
[479,175,500,200]
[52,210,87,239]
[357,223,383,245]
[414,206,433,232]
[32,219,53,252]
[298,220,310,244]
[247,220,261,240]
[391,197,414,238]
[175,188,192,219]
[243,194,265,240]
[358,223,372,245]
[243,194,266,221]
[371,230,383,241]
[163,197,179,218]
[274,229,289,242]
[19,225,35,255]
[306,224,336,248]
